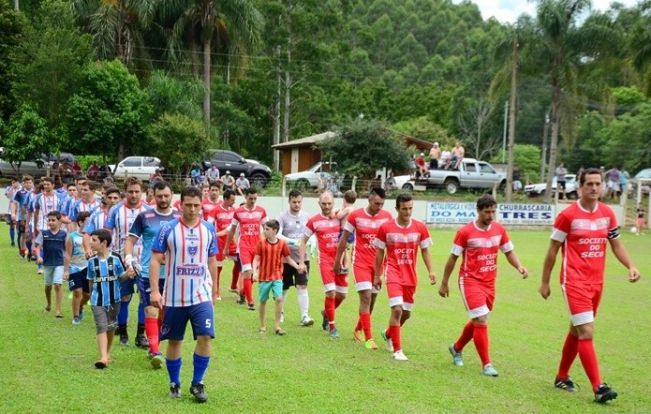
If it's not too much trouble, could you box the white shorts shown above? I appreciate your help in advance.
[44,265,64,286]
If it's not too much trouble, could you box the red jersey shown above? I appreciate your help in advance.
[373,219,431,286]
[210,204,237,255]
[231,205,267,252]
[305,213,341,262]
[343,208,392,270]
[451,221,513,284]
[255,239,290,281]
[202,199,222,222]
[551,201,618,285]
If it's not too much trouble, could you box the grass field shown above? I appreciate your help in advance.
[0,228,649,413]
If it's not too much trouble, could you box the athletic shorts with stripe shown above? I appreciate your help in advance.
[459,277,494,319]
[239,248,255,272]
[160,301,215,341]
[562,283,603,326]
[137,278,166,307]
[319,258,347,294]
[353,263,381,293]
[387,283,415,311]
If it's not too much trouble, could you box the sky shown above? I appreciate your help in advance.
[462,0,640,23]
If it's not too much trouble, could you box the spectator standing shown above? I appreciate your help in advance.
[429,142,441,169]
[555,163,568,200]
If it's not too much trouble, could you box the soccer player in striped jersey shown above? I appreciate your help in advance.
[334,187,392,349]
[253,219,305,335]
[224,187,267,310]
[12,175,35,258]
[87,229,128,369]
[439,194,528,376]
[32,177,66,238]
[373,192,436,361]
[68,180,100,229]
[105,177,151,348]
[150,186,219,403]
[83,187,120,256]
[299,191,348,339]
[125,180,181,368]
[208,188,238,301]
[540,168,640,403]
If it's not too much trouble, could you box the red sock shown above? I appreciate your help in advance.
[454,321,474,352]
[230,265,240,289]
[472,323,490,366]
[577,338,602,391]
[390,324,402,352]
[556,333,578,380]
[325,297,336,329]
[243,278,253,304]
[360,312,372,341]
[334,296,343,308]
[144,317,159,354]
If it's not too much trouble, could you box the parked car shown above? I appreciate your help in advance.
[0,152,75,177]
[524,174,578,199]
[110,156,162,181]
[284,161,337,190]
[203,149,272,188]
[402,158,506,194]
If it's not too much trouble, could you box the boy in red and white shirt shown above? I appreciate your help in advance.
[540,168,640,403]
[334,187,392,349]
[224,187,266,310]
[439,194,528,376]
[208,188,239,300]
[373,193,436,361]
[299,191,347,339]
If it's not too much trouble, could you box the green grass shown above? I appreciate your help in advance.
[0,228,650,413]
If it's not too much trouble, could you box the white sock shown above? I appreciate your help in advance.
[298,288,309,318]
[282,289,289,314]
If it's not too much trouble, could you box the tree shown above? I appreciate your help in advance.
[11,0,93,129]
[457,97,497,160]
[318,118,410,179]
[65,60,151,160]
[145,70,203,120]
[0,2,26,120]
[147,113,210,175]
[393,116,456,149]
[3,105,50,173]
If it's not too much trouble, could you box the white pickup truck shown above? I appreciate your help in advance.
[401,158,506,194]
[284,161,338,190]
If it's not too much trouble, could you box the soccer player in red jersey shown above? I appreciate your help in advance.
[373,192,436,360]
[439,194,528,376]
[540,168,640,403]
[299,191,348,339]
[208,188,239,301]
[334,187,392,349]
[224,187,267,310]
[201,182,222,222]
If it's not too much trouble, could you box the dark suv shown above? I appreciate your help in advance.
[203,150,272,188]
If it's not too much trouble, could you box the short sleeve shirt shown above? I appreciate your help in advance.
[231,205,267,253]
[255,239,290,281]
[305,213,341,262]
[373,219,431,286]
[343,208,393,271]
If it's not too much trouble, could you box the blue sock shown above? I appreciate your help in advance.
[166,358,182,386]
[9,227,15,244]
[192,353,210,385]
[118,297,131,326]
[138,301,145,325]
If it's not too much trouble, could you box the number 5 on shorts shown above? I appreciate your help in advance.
[205,319,212,328]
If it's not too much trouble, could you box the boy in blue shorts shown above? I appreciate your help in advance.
[34,211,67,318]
[87,229,128,369]
[150,186,219,403]
[64,211,92,325]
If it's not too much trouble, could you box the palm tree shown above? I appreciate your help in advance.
[74,0,157,67]
[159,0,263,132]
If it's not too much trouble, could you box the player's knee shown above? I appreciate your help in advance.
[144,306,158,318]
[472,315,488,324]
[575,323,594,339]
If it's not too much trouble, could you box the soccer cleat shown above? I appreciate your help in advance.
[393,350,408,361]
[482,363,499,377]
[321,310,328,331]
[448,344,464,366]
[237,294,245,305]
[300,316,314,327]
[365,339,378,350]
[594,383,618,404]
[135,334,149,349]
[72,317,81,326]
[353,329,363,342]
[78,310,84,321]
[169,383,181,399]
[554,377,577,392]
[329,327,340,339]
[247,303,256,311]
[150,353,164,369]
[119,330,129,347]
[381,330,394,352]
[189,383,208,403]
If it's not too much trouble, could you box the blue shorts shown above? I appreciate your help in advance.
[120,277,136,297]
[137,278,165,307]
[259,280,283,302]
[68,269,90,293]
[160,301,215,341]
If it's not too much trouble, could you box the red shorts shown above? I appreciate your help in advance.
[353,263,374,292]
[319,259,348,293]
[239,248,256,272]
[459,277,494,318]
[562,283,603,326]
[387,283,415,311]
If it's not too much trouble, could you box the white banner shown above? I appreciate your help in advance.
[426,202,554,226]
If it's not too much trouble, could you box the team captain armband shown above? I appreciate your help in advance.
[607,227,620,240]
